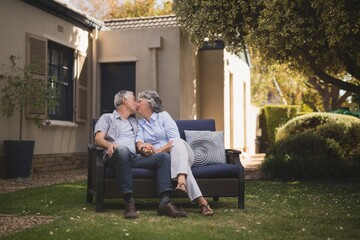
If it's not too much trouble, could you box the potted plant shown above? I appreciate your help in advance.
[0,55,52,178]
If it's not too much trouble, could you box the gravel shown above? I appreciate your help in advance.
[0,168,87,237]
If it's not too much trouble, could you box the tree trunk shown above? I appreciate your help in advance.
[306,53,360,94]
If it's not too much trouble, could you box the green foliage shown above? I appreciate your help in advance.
[262,105,299,146]
[263,112,360,180]
[173,0,360,94]
[110,0,173,18]
[250,49,324,111]
[1,180,360,239]
[276,112,360,141]
[347,124,360,175]
[64,0,173,20]
[0,55,53,140]
[262,131,346,180]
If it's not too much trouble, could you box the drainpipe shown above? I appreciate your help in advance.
[91,29,98,120]
[147,36,162,92]
[152,49,158,91]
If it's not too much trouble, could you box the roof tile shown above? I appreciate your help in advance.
[104,14,178,30]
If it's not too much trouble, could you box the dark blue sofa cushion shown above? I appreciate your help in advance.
[105,163,239,179]
[192,164,239,178]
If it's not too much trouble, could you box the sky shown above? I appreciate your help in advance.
[60,0,168,19]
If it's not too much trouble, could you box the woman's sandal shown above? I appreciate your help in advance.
[175,182,187,196]
[200,204,214,216]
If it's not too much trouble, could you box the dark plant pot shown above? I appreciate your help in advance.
[4,140,35,179]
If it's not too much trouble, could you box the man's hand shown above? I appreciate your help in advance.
[106,143,118,157]
[138,143,155,157]
[95,131,118,157]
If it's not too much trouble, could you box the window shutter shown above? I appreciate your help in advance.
[75,51,88,123]
[25,33,47,118]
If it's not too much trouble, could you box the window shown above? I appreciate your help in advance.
[48,41,74,121]
[26,33,88,123]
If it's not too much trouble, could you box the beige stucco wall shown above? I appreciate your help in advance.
[199,48,254,152]
[199,50,225,130]
[179,31,199,120]
[223,50,252,151]
[0,0,92,155]
[97,27,195,120]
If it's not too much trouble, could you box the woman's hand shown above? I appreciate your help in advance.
[161,141,173,153]
[138,143,155,156]
[148,141,173,154]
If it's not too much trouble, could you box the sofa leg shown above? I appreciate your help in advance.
[238,182,245,209]
[96,178,104,212]
[213,197,219,202]
[86,191,93,204]
[96,198,104,212]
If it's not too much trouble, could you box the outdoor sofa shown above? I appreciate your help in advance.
[87,119,245,212]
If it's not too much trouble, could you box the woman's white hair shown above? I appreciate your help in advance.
[138,90,163,113]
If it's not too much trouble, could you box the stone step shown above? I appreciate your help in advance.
[242,153,265,179]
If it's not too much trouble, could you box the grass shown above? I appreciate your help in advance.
[0,180,359,240]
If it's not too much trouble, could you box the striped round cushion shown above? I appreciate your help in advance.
[184,130,226,167]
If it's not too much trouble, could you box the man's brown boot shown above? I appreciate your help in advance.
[124,202,139,219]
[157,201,187,218]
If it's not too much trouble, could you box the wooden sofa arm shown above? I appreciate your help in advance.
[88,144,105,178]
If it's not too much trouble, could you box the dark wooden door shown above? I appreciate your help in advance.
[100,62,136,114]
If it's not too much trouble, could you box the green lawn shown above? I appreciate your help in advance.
[0,180,359,240]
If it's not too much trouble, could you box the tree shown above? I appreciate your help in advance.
[110,0,173,18]
[251,48,351,112]
[0,55,54,140]
[250,49,324,111]
[173,0,360,95]
[65,0,173,20]
[64,0,117,20]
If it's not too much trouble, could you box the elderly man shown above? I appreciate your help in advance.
[94,90,186,219]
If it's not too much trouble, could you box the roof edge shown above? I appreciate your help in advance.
[22,0,108,30]
[103,14,176,23]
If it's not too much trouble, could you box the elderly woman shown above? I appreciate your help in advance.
[135,90,213,216]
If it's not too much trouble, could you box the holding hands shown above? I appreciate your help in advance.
[137,141,173,156]
[138,143,155,157]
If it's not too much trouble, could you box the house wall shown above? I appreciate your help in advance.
[97,27,190,120]
[198,50,225,131]
[0,0,91,176]
[179,31,199,120]
[198,48,254,152]
[223,50,253,152]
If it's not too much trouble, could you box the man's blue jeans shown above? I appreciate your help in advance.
[104,146,173,195]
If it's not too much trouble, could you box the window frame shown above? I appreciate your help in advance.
[47,41,74,121]
[26,33,88,124]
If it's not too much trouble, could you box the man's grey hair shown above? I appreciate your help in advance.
[114,90,134,108]
[138,90,163,113]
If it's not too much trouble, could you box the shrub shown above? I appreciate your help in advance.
[276,112,360,141]
[348,145,360,179]
[316,123,351,151]
[347,124,360,178]
[261,105,299,147]
[262,131,346,180]
[262,112,360,180]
